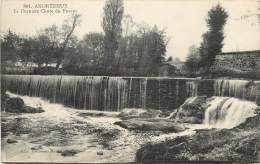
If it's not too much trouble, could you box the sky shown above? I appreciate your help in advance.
[1,0,260,61]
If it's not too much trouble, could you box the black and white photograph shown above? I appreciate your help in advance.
[1,0,260,163]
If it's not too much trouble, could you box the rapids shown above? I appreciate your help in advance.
[2,91,259,162]
[203,97,258,129]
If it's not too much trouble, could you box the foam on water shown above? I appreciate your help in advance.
[204,97,258,129]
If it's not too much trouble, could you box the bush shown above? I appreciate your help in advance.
[33,67,67,75]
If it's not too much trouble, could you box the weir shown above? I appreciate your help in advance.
[2,75,260,111]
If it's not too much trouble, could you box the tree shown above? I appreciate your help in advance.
[33,25,60,67]
[33,34,53,67]
[55,14,81,69]
[185,45,201,73]
[1,30,21,64]
[80,33,104,66]
[19,37,35,66]
[136,26,167,76]
[199,4,228,73]
[102,0,124,72]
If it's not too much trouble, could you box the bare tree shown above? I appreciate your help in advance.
[55,14,81,69]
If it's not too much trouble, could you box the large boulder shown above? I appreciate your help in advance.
[114,118,186,133]
[170,96,207,123]
[136,114,260,162]
[5,97,44,113]
[5,97,24,113]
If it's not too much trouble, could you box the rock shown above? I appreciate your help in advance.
[78,112,105,118]
[158,110,172,118]
[1,92,10,111]
[31,145,42,150]
[114,118,186,133]
[136,114,260,162]
[5,97,24,113]
[22,106,44,113]
[118,108,161,120]
[97,151,103,155]
[5,96,44,113]
[170,96,207,123]
[58,149,80,156]
[7,139,17,144]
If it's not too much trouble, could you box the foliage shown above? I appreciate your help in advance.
[1,30,20,63]
[63,33,104,74]
[199,4,228,73]
[185,45,201,73]
[102,0,124,71]
[116,25,168,76]
[1,0,170,76]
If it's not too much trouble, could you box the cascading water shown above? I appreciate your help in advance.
[203,97,259,129]
[186,80,198,97]
[2,75,260,111]
[214,79,260,103]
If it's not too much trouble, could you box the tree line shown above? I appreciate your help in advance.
[2,2,231,77]
[1,0,170,76]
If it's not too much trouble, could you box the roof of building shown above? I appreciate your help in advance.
[220,50,260,55]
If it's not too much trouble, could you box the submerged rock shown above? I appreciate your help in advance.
[114,118,186,133]
[97,151,103,155]
[170,96,207,123]
[78,112,105,118]
[7,139,17,144]
[22,106,44,113]
[31,145,43,150]
[58,149,80,156]
[118,108,161,120]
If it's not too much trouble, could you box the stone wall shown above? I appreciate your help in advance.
[214,50,260,72]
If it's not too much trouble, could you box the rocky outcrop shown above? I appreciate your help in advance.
[118,108,161,120]
[170,96,207,123]
[115,118,186,133]
[136,114,260,162]
[5,96,44,113]
[5,97,24,113]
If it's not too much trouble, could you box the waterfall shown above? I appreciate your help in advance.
[186,80,198,97]
[2,75,259,111]
[2,75,128,111]
[214,79,260,103]
[204,97,258,129]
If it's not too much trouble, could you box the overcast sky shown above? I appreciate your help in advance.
[1,0,260,61]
